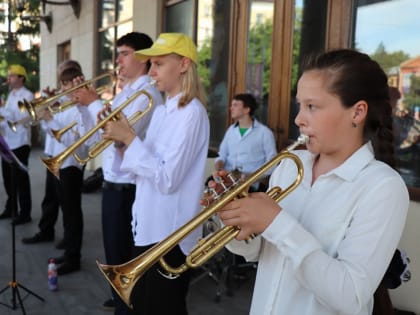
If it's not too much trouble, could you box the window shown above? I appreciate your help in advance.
[165,0,231,150]
[97,0,133,74]
[353,0,420,196]
[288,0,327,141]
[57,40,71,84]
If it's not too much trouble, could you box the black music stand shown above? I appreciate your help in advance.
[0,135,45,314]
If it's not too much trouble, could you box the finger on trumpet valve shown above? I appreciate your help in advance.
[202,170,243,204]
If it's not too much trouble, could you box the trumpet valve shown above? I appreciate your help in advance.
[203,171,243,204]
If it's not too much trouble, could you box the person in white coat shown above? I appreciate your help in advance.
[73,32,163,315]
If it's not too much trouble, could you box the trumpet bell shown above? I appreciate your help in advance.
[50,121,78,142]
[96,260,143,309]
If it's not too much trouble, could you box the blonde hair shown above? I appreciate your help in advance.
[178,61,207,108]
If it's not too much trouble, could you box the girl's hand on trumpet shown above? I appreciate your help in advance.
[202,170,282,241]
[219,192,281,241]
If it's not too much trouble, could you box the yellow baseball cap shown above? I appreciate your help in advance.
[135,33,198,64]
[8,64,27,79]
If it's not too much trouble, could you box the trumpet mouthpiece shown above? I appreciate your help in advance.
[286,134,308,151]
[297,134,309,145]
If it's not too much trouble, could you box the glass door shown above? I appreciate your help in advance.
[353,0,420,197]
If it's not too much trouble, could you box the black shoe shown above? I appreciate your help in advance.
[57,261,81,275]
[11,216,32,225]
[55,239,65,249]
[48,255,66,264]
[102,298,115,311]
[0,211,12,219]
[22,232,54,244]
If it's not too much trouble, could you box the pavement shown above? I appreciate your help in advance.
[0,147,255,315]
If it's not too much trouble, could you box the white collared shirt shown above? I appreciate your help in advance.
[0,86,34,149]
[45,96,95,169]
[226,142,409,315]
[120,94,210,254]
[86,74,163,184]
[215,119,277,175]
[41,121,55,156]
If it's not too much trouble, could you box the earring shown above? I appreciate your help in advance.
[352,122,357,128]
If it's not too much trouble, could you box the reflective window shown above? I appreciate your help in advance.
[245,1,274,125]
[288,0,327,140]
[197,0,230,149]
[165,0,230,150]
[354,0,420,189]
[97,0,133,73]
[165,0,194,37]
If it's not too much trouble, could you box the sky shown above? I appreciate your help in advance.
[355,0,420,58]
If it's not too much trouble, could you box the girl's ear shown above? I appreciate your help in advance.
[352,100,368,125]
[180,57,192,74]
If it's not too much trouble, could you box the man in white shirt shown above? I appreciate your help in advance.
[22,60,83,247]
[215,93,277,191]
[0,64,34,225]
[74,32,163,315]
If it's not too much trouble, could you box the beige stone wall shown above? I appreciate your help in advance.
[40,1,96,89]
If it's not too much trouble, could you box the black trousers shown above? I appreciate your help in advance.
[102,182,135,315]
[130,244,191,315]
[38,167,60,237]
[1,145,31,218]
[58,166,84,263]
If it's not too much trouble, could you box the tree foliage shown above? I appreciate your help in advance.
[370,42,410,75]
[247,19,273,97]
[197,37,211,93]
[0,0,41,98]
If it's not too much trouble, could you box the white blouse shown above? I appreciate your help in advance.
[227,142,409,315]
[120,94,210,254]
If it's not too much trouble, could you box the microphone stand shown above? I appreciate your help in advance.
[0,158,45,314]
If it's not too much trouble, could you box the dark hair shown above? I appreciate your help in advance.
[59,67,84,83]
[58,60,82,76]
[117,32,153,70]
[301,49,395,168]
[233,93,258,116]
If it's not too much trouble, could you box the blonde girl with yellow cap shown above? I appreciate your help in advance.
[101,33,210,315]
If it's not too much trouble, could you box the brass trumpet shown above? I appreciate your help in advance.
[7,116,33,132]
[96,134,308,308]
[19,71,116,122]
[41,87,154,178]
[50,121,78,142]
[48,84,110,115]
